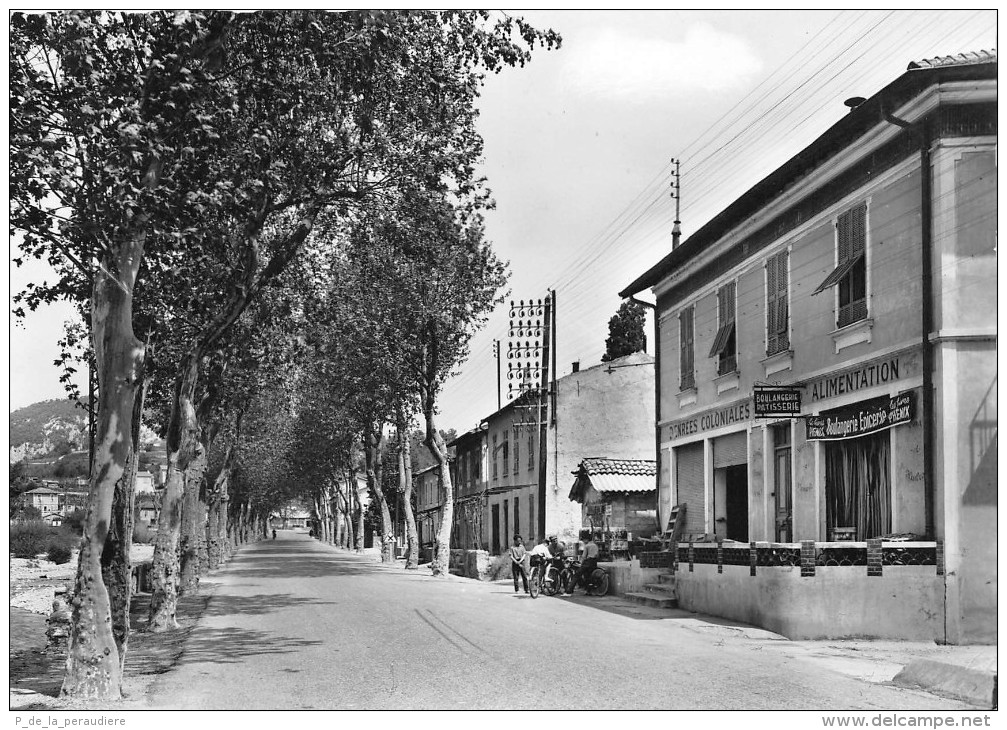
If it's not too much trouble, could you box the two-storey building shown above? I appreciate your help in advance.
[482,350,656,554]
[414,463,445,548]
[620,52,995,643]
[447,428,488,549]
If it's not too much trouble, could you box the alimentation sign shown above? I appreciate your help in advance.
[806,392,914,441]
[753,388,802,417]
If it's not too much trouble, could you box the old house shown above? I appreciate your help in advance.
[568,458,659,548]
[620,52,995,643]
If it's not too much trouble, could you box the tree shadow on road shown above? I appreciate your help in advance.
[203,592,338,617]
[170,625,322,667]
[225,556,387,580]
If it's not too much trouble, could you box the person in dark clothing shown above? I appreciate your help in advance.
[566,532,599,595]
[272,529,277,540]
[509,535,529,594]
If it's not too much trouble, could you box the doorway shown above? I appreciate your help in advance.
[723,465,749,542]
[491,504,500,554]
[773,423,793,542]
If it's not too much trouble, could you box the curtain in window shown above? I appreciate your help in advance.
[825,431,891,539]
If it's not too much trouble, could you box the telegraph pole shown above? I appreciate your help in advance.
[670,158,682,249]
[492,339,501,410]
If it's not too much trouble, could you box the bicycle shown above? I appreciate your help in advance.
[561,558,610,596]
[528,554,562,598]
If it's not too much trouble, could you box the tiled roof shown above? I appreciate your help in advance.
[908,49,996,70]
[569,458,656,500]
[579,458,656,478]
[25,486,60,494]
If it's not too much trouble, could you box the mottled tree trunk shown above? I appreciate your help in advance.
[209,438,235,569]
[364,424,394,562]
[352,467,364,552]
[62,235,145,699]
[421,383,454,578]
[179,429,208,594]
[101,358,148,675]
[397,416,419,570]
[149,357,199,631]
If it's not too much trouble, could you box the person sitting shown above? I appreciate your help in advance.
[566,531,599,595]
[509,535,529,594]
[547,535,567,573]
[527,537,552,579]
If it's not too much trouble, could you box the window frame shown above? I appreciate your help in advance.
[812,201,869,328]
[766,250,790,356]
[492,434,498,480]
[710,280,738,376]
[679,305,695,391]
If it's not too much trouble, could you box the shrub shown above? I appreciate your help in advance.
[46,542,73,564]
[63,508,87,534]
[132,522,154,544]
[10,521,50,558]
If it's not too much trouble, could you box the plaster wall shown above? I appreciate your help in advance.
[547,351,655,542]
[599,560,664,597]
[676,563,945,640]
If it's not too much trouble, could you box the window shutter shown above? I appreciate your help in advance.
[851,202,866,256]
[727,282,736,324]
[838,209,852,263]
[776,253,789,335]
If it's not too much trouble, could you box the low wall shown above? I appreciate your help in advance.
[599,560,664,597]
[676,563,945,640]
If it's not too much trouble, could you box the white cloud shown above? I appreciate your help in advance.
[560,23,764,100]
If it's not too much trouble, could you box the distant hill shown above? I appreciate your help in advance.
[9,398,159,463]
[9,398,88,460]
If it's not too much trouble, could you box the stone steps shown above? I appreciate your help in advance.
[624,591,678,609]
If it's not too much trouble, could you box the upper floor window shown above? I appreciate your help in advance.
[527,430,535,470]
[492,434,498,479]
[679,306,695,391]
[813,202,867,328]
[502,432,510,477]
[709,281,737,375]
[766,251,790,356]
[513,428,520,474]
[471,448,481,483]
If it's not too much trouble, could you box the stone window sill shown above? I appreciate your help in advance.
[677,387,698,408]
[715,371,740,395]
[831,318,873,354]
[762,350,794,378]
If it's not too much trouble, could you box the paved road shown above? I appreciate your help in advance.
[141,532,969,710]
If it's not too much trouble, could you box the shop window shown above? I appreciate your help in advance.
[709,282,737,375]
[825,429,891,540]
[772,423,792,543]
[679,306,695,390]
[813,202,868,328]
[766,251,790,356]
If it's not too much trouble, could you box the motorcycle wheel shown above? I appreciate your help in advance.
[543,567,560,596]
[590,568,610,596]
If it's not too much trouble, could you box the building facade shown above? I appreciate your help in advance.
[482,350,656,553]
[621,53,996,643]
[447,428,488,549]
[414,464,444,548]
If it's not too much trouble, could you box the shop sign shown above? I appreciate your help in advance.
[806,392,914,440]
[753,388,802,416]
[809,356,906,401]
[667,399,752,440]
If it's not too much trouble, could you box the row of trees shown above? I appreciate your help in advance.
[11,10,558,700]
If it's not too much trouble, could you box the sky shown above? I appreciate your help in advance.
[7,10,998,435]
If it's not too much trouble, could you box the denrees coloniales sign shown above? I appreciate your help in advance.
[668,399,751,440]
[806,392,914,441]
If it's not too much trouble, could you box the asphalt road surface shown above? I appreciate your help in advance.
[141,532,969,710]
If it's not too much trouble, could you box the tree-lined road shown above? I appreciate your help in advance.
[138,533,969,710]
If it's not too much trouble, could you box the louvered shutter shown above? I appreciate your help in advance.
[766,256,779,354]
[680,307,694,389]
[776,252,789,348]
[838,209,852,264]
[851,202,866,256]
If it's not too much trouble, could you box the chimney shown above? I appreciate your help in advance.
[571,361,580,373]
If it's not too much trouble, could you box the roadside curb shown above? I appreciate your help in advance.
[892,659,997,709]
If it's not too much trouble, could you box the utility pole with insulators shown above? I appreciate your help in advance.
[670,157,682,249]
[492,339,501,410]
